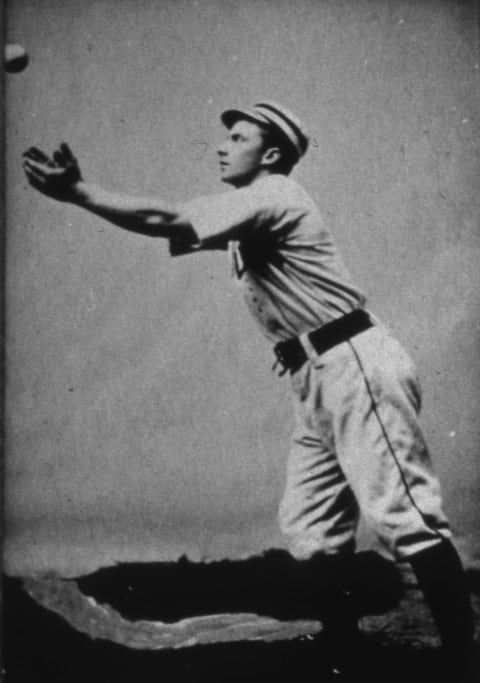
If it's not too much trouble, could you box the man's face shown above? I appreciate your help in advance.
[217,119,267,187]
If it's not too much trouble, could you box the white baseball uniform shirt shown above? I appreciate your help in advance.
[172,174,366,342]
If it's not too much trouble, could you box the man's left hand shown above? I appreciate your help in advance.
[22,143,83,202]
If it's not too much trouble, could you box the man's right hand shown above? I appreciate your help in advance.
[22,143,83,202]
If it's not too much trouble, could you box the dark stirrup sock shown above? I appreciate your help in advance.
[321,588,361,642]
[408,539,475,653]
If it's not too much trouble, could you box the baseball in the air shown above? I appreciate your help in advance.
[5,44,29,73]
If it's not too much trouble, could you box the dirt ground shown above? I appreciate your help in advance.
[3,561,479,682]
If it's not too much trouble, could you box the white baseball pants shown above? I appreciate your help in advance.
[279,325,451,560]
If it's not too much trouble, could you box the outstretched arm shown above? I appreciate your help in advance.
[22,144,198,241]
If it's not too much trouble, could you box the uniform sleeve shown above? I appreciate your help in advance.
[171,184,279,255]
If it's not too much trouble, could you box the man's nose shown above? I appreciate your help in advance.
[217,142,228,157]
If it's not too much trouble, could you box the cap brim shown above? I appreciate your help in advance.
[220,108,270,129]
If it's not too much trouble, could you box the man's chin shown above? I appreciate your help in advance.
[220,175,237,186]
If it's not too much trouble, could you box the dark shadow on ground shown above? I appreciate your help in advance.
[75,549,403,621]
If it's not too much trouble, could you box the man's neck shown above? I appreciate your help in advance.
[231,168,278,189]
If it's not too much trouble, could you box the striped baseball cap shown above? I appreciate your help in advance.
[220,101,309,162]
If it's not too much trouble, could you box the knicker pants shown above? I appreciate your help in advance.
[279,325,451,560]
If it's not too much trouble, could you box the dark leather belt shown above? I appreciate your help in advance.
[273,309,373,375]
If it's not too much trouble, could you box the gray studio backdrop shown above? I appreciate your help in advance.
[5,0,480,577]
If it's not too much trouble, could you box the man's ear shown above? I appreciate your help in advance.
[261,146,281,167]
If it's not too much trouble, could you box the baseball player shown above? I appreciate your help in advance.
[22,102,475,673]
